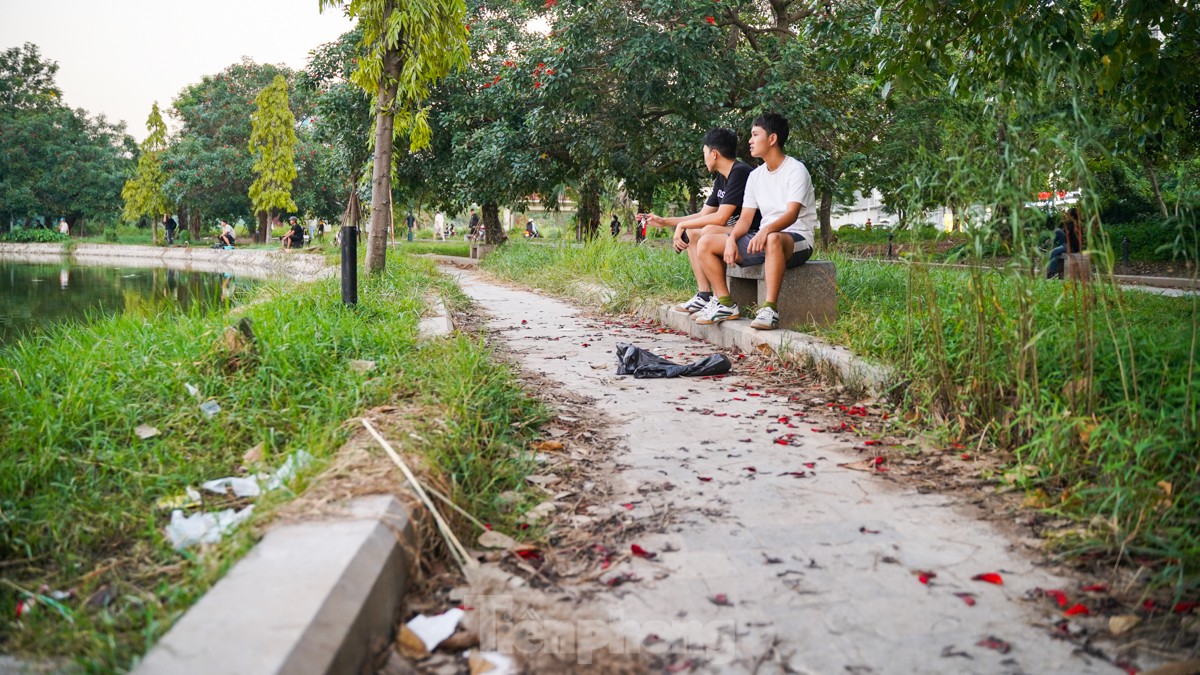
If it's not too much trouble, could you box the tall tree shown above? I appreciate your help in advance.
[248,75,299,242]
[121,103,171,242]
[319,0,471,273]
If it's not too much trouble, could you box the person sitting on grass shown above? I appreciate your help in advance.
[282,216,305,250]
[1045,207,1082,279]
[693,113,816,329]
[218,220,236,248]
[645,127,761,315]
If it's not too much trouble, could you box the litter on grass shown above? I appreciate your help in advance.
[406,607,465,652]
[165,506,255,550]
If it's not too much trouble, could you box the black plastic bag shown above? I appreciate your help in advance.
[615,342,732,379]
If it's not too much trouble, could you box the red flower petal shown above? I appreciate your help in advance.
[1063,603,1090,616]
[705,15,716,24]
[1080,584,1108,592]
[709,593,732,606]
[917,570,936,584]
[954,592,977,606]
[972,573,1004,585]
[1045,589,1069,607]
[698,476,712,482]
[859,526,881,534]
[744,466,757,473]
[622,503,634,510]
[976,636,1011,653]
[864,439,880,446]
[1174,601,1199,614]
[631,544,656,559]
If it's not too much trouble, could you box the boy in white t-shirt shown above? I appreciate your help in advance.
[694,113,816,330]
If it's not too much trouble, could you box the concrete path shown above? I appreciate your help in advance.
[445,266,1130,675]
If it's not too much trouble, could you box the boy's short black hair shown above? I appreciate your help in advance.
[752,113,790,150]
[701,128,738,160]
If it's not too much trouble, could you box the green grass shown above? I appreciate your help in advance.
[0,250,545,671]
[395,240,473,257]
[482,236,1200,590]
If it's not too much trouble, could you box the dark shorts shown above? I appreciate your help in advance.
[734,231,812,268]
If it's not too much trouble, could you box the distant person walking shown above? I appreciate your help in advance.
[468,210,481,242]
[57,218,69,236]
[434,212,446,241]
[610,214,621,238]
[163,213,178,244]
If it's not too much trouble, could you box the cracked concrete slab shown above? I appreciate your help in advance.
[444,265,1128,675]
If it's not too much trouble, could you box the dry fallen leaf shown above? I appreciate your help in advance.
[532,440,565,453]
[243,442,264,465]
[350,359,377,373]
[1109,615,1141,635]
[396,625,428,659]
[134,424,159,440]
[478,530,518,550]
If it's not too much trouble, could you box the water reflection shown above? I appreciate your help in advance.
[0,262,251,343]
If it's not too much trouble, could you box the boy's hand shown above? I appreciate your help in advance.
[644,213,665,228]
[723,237,740,265]
[747,230,768,254]
[673,226,688,252]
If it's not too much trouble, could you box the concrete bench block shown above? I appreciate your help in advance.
[470,244,495,260]
[726,260,837,328]
[133,495,416,675]
[1065,253,1092,282]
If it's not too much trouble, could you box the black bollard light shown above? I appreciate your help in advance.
[887,232,894,259]
[340,225,358,306]
[1122,236,1130,271]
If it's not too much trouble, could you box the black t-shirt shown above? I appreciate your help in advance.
[289,223,305,241]
[164,217,177,230]
[705,161,761,231]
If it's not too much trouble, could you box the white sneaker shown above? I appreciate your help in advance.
[690,297,717,321]
[695,301,740,325]
[675,293,710,313]
[750,306,780,330]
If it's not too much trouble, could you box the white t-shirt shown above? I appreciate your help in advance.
[742,155,817,250]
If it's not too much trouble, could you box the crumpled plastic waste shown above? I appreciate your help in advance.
[406,607,465,651]
[201,476,262,498]
[165,506,255,550]
[161,450,312,549]
[615,342,732,379]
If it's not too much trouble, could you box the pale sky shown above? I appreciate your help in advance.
[0,0,355,140]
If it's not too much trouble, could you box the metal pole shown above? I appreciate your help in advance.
[1122,237,1130,271]
[887,232,894,259]
[341,225,358,306]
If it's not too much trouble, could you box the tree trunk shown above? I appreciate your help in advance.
[482,202,505,245]
[575,185,601,240]
[190,208,201,239]
[255,211,267,243]
[1142,155,1169,219]
[818,186,833,249]
[367,39,402,274]
[153,215,160,245]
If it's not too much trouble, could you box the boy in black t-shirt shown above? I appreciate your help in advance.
[644,128,761,313]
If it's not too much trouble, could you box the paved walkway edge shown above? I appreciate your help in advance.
[131,495,416,675]
[0,243,332,280]
[647,304,895,395]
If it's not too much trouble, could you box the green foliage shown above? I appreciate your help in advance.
[1104,218,1200,262]
[248,75,299,217]
[0,228,68,243]
[0,43,134,227]
[0,252,542,668]
[121,103,172,226]
[320,0,471,153]
[164,60,321,226]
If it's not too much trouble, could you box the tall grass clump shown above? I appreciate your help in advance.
[0,251,542,670]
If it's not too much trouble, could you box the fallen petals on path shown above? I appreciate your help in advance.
[859,526,881,535]
[954,592,977,606]
[972,572,1004,585]
[976,636,1012,653]
[698,476,712,482]
[605,572,640,587]
[1063,603,1090,617]
[1043,589,1069,607]
[915,570,936,584]
[631,544,656,560]
[709,594,733,607]
[1174,601,1199,614]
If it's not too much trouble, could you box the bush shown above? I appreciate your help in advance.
[1100,218,1199,262]
[0,228,68,244]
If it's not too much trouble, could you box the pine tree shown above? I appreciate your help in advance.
[248,75,298,243]
[121,102,171,243]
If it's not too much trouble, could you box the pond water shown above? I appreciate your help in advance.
[0,261,251,343]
